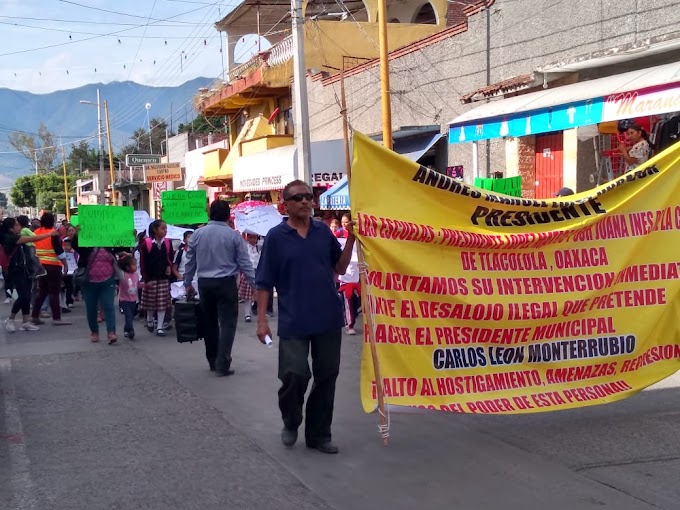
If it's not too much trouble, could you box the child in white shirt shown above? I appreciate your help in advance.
[60,238,79,311]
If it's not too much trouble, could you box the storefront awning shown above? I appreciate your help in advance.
[448,61,680,143]
[398,132,443,161]
[233,140,346,192]
[319,176,349,210]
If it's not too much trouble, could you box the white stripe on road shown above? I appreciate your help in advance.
[0,359,39,510]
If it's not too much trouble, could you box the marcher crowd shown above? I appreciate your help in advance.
[1,180,357,454]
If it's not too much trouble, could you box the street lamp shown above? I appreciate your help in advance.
[79,88,106,205]
[145,102,153,154]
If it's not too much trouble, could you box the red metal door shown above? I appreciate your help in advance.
[534,133,563,199]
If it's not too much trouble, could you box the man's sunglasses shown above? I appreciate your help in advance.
[285,193,314,202]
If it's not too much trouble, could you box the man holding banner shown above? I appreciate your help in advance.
[255,180,356,454]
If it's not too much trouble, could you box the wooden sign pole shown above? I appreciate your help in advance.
[340,59,389,446]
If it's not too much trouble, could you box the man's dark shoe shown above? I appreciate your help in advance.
[281,428,298,447]
[306,441,339,454]
[209,364,216,372]
[215,369,235,377]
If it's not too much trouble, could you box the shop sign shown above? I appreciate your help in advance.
[311,172,343,187]
[603,83,680,121]
[236,175,284,191]
[144,162,182,182]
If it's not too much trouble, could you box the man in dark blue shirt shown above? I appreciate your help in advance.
[256,180,355,454]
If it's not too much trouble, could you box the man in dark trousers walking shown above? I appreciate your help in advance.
[256,180,355,454]
[184,200,255,376]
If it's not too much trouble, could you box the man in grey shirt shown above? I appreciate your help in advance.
[184,200,255,376]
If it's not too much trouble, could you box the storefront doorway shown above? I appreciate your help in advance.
[535,133,563,199]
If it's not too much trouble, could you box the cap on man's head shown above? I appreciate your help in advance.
[555,187,574,197]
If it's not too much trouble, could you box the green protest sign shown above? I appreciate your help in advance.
[78,205,135,248]
[70,215,79,227]
[161,190,208,225]
[474,176,522,197]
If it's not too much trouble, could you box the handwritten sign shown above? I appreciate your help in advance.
[234,205,282,236]
[134,210,152,234]
[70,215,79,227]
[78,205,135,248]
[161,190,208,225]
[166,224,193,240]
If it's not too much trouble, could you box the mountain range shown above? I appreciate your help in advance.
[0,77,213,190]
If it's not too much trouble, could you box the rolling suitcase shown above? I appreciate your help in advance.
[174,299,204,343]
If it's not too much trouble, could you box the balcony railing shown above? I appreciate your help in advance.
[267,35,293,67]
[227,35,293,82]
[228,55,265,81]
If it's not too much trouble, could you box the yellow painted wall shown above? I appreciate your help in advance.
[302,0,448,26]
[262,21,441,88]
[240,135,294,157]
[563,129,578,192]
[203,148,228,178]
[203,116,274,179]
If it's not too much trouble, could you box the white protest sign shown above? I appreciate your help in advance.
[166,224,193,240]
[234,206,282,236]
[134,210,153,234]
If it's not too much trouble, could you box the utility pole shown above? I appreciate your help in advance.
[104,100,116,205]
[60,140,70,221]
[291,0,312,185]
[377,0,393,149]
[96,88,105,205]
[340,60,351,182]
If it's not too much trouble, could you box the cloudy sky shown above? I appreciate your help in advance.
[0,0,262,94]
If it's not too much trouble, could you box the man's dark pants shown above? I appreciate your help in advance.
[278,328,342,446]
[32,265,62,320]
[198,276,238,372]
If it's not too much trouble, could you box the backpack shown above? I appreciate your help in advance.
[144,238,173,270]
[0,245,14,272]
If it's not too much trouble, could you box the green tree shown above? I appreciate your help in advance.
[9,175,36,208]
[9,173,76,213]
[119,117,170,159]
[67,140,99,173]
[8,123,58,174]
[178,114,227,135]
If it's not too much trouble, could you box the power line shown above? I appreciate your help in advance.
[106,4,223,130]
[55,0,216,23]
[0,3,214,57]
[0,15,214,27]
[0,20,229,39]
[126,0,159,80]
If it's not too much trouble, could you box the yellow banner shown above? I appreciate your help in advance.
[351,131,680,414]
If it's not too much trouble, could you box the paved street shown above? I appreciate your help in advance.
[2,300,680,509]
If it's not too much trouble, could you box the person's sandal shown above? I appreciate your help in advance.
[90,333,100,343]
[156,329,166,337]
[108,333,117,345]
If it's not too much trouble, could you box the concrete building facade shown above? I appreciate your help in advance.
[305,0,680,195]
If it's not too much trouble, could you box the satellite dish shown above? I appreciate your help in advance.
[145,103,152,110]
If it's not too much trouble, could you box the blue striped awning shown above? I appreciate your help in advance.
[319,176,348,210]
